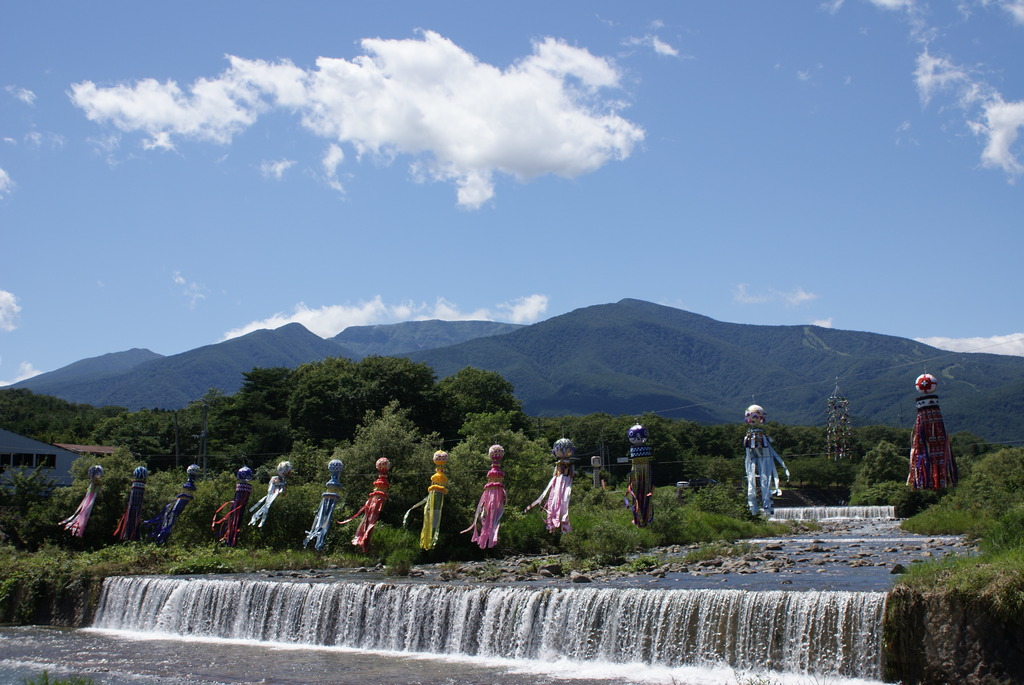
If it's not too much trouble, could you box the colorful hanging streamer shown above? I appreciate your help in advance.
[58,464,103,538]
[403,450,449,550]
[908,374,958,490]
[113,466,149,541]
[743,404,790,517]
[303,459,344,551]
[249,461,293,528]
[826,384,852,460]
[525,438,575,533]
[212,466,254,547]
[463,444,507,549]
[338,457,391,552]
[145,464,200,544]
[624,423,654,527]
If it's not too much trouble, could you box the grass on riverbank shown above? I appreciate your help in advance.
[894,448,1024,621]
[895,546,1024,621]
[1,484,794,618]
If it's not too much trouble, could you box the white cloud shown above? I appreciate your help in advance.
[866,0,913,9]
[259,158,296,180]
[783,287,818,306]
[69,31,644,208]
[734,284,818,307]
[497,294,549,324]
[0,290,20,330]
[25,131,65,149]
[1000,0,1024,24]
[70,56,307,149]
[172,271,207,308]
[914,51,972,107]
[322,143,345,192]
[624,34,682,58]
[915,333,1024,357]
[221,294,549,341]
[5,85,36,105]
[811,318,834,328]
[912,46,1024,180]
[734,284,771,305]
[971,96,1024,177]
[916,51,1024,178]
[0,361,42,387]
[0,167,12,198]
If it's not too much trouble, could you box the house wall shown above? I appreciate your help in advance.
[0,428,80,486]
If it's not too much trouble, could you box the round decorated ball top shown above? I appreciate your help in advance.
[432,450,449,466]
[87,464,104,479]
[186,464,202,478]
[132,466,149,481]
[375,457,392,472]
[488,444,505,460]
[328,459,344,474]
[276,460,294,477]
[627,424,648,445]
[236,466,254,482]
[745,404,766,424]
[915,373,938,394]
[552,438,575,459]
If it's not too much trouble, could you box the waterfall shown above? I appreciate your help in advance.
[771,506,896,521]
[92,576,886,680]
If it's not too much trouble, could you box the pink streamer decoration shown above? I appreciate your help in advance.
[525,439,575,534]
[463,444,507,549]
[58,465,103,538]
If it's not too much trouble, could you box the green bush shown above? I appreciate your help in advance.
[849,480,905,506]
[561,507,657,565]
[683,483,748,518]
[983,503,1024,554]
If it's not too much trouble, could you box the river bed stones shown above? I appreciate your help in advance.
[339,517,975,590]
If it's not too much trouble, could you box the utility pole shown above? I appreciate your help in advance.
[174,411,181,469]
[200,403,208,474]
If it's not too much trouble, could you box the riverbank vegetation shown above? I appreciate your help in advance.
[0,366,1019,615]
[894,446,1024,619]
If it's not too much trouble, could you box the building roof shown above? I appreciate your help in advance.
[54,444,116,455]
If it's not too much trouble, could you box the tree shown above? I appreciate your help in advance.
[218,367,295,461]
[0,465,56,550]
[288,356,441,445]
[288,357,360,444]
[852,441,907,494]
[438,366,528,437]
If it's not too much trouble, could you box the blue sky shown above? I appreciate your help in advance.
[2,1,1023,386]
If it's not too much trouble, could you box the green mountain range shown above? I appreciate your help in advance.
[333,320,522,358]
[10,299,1023,441]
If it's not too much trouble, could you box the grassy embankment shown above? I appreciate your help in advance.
[0,484,790,624]
[892,447,1024,621]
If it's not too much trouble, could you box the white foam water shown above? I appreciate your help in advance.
[91,576,887,681]
[770,506,896,521]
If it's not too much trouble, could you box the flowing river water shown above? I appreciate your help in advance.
[0,507,968,685]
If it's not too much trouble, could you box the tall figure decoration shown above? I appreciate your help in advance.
[304,459,344,551]
[338,457,391,552]
[212,466,254,547]
[403,451,449,550]
[113,466,148,541]
[249,461,293,528]
[908,373,958,490]
[59,465,103,538]
[743,405,790,517]
[826,382,852,460]
[463,444,507,549]
[146,464,200,544]
[525,438,575,533]
[625,423,654,527]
